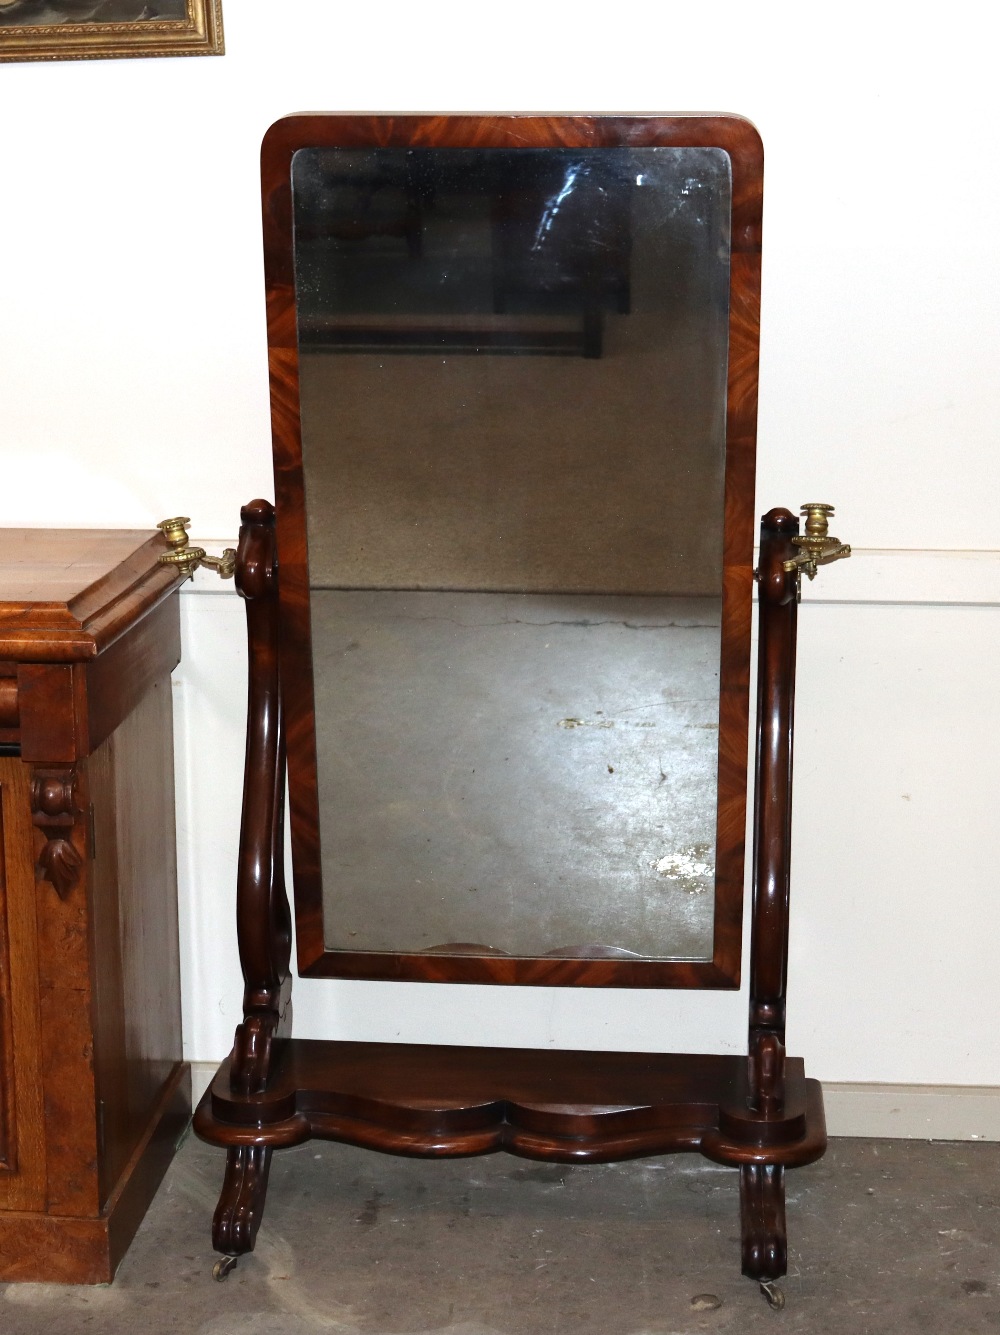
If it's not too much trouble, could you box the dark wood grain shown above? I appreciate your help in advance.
[231,501,292,1097]
[212,1145,273,1258]
[731,508,807,1281]
[748,510,800,1099]
[261,113,763,989]
[195,1039,825,1169]
[198,115,826,1287]
[201,493,827,1281]
[740,1163,786,1281]
[0,676,17,732]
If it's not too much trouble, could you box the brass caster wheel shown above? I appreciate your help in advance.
[759,1279,785,1310]
[213,1255,238,1282]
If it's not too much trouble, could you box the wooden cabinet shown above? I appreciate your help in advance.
[0,530,190,1282]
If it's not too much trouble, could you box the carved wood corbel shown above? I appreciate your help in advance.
[30,767,86,899]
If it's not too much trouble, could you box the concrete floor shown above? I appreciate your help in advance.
[4,1133,1000,1334]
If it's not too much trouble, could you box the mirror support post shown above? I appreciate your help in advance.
[209,499,292,1263]
[738,506,802,1285]
[231,498,292,1094]
[749,506,801,1106]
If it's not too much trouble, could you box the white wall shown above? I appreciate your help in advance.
[2,2,999,1090]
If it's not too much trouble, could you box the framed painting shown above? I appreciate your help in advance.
[0,0,222,61]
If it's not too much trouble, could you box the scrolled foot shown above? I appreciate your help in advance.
[212,1145,273,1257]
[740,1162,787,1281]
[213,1255,238,1281]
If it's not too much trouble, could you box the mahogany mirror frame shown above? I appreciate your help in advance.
[193,112,830,1298]
[261,112,764,989]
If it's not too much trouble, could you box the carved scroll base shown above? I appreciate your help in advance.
[740,1163,787,1281]
[212,1145,273,1256]
[231,1008,293,1097]
[196,1041,824,1282]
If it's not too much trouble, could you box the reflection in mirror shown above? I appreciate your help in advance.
[291,146,731,961]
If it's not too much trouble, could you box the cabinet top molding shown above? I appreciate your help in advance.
[0,529,182,661]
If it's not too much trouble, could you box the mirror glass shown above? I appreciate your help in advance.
[291,145,731,961]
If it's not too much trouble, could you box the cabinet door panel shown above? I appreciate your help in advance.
[0,757,46,1212]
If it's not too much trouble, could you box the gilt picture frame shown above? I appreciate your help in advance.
[0,0,222,61]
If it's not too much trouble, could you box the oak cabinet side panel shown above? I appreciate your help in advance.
[89,676,184,1207]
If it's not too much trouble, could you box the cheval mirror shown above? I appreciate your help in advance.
[193,113,850,1305]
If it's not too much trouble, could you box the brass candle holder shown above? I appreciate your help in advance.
[156,517,236,579]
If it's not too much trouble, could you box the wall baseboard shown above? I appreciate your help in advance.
[188,1063,1000,1143]
[823,1082,1000,1141]
[191,1061,215,1107]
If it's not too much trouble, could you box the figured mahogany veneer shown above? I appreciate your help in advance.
[0,529,180,662]
[196,1041,825,1167]
[262,113,762,990]
[0,529,190,1282]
